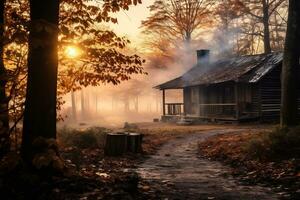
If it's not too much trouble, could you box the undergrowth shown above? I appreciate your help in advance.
[57,126,109,149]
[246,126,300,161]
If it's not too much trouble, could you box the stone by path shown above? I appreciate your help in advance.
[137,129,279,200]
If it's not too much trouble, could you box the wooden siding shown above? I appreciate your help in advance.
[251,84,261,117]
[258,65,300,122]
[183,88,191,115]
[181,64,300,122]
[259,65,300,122]
[259,66,281,121]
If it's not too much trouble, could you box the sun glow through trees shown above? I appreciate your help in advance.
[65,46,81,59]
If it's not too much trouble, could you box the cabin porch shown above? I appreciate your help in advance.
[160,82,260,122]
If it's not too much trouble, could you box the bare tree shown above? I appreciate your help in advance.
[213,0,243,56]
[142,0,213,50]
[236,0,286,53]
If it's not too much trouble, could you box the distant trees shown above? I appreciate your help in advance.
[213,0,242,56]
[142,0,288,71]
[142,0,213,52]
[234,0,286,53]
[280,0,300,127]
[0,0,146,167]
[212,0,287,55]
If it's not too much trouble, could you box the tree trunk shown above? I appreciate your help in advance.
[0,0,9,159]
[85,90,90,114]
[273,13,282,50]
[134,96,138,113]
[22,0,60,161]
[184,31,192,54]
[81,89,85,117]
[262,0,271,54]
[71,90,76,121]
[95,94,98,113]
[124,97,129,112]
[281,0,300,127]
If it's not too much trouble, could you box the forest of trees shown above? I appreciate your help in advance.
[142,0,288,68]
[0,0,145,170]
[0,0,298,193]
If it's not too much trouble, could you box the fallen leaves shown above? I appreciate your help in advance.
[198,130,300,198]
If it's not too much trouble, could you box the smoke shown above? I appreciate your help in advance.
[58,26,241,129]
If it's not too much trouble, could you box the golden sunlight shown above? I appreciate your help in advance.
[65,46,80,58]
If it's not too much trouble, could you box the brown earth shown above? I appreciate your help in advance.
[198,129,300,200]
[134,125,282,200]
[2,123,297,200]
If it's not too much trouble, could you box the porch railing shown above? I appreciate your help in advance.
[199,103,236,119]
[165,103,184,116]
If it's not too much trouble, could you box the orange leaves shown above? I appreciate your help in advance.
[102,0,142,13]
[57,0,146,91]
[5,0,146,120]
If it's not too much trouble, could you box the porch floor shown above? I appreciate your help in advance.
[162,114,260,123]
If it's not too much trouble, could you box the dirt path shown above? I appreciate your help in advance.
[137,129,279,200]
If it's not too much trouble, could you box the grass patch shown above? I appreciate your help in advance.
[58,126,109,149]
[246,126,300,160]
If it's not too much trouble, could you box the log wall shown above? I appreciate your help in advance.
[259,64,300,122]
[259,66,282,121]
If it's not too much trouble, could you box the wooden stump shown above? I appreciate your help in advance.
[127,133,143,153]
[104,133,127,156]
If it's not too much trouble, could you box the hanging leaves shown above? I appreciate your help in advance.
[4,0,146,121]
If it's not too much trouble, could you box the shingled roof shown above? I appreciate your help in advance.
[155,52,283,90]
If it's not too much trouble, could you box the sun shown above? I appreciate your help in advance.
[65,46,80,58]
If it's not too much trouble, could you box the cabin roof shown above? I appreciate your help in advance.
[155,52,283,90]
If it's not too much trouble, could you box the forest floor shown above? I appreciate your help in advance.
[1,123,299,199]
[198,129,300,200]
[133,123,299,200]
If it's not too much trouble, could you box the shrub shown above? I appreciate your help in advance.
[58,126,108,149]
[245,136,269,159]
[246,126,300,160]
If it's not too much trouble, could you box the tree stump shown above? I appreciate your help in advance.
[127,133,143,153]
[104,133,127,156]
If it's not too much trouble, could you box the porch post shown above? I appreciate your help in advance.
[235,84,240,120]
[162,89,166,115]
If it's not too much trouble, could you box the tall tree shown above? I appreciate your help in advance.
[21,0,144,166]
[142,0,213,50]
[0,0,9,158]
[280,0,300,127]
[236,0,285,53]
[71,90,76,121]
[21,0,60,162]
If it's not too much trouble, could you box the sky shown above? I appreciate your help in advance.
[110,1,154,45]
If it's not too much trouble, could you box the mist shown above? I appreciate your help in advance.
[58,25,242,129]
[58,65,185,129]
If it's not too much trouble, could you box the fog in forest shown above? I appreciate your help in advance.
[58,34,236,129]
[59,66,184,128]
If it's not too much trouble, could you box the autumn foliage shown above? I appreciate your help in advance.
[2,0,146,131]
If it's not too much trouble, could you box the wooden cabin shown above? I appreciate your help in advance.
[155,50,300,122]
